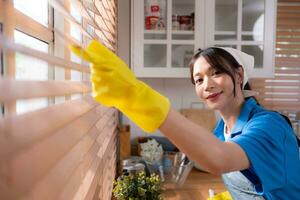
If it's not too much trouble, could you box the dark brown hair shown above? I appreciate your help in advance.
[189,47,245,96]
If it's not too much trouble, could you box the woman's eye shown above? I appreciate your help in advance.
[212,70,222,76]
[195,78,203,85]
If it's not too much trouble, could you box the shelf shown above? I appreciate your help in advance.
[143,40,195,45]
[215,31,262,36]
[144,30,194,35]
[172,30,194,35]
[144,30,166,34]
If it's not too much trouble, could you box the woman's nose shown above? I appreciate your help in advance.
[203,77,214,91]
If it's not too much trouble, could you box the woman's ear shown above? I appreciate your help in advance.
[236,66,244,86]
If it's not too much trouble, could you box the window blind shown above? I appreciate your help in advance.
[251,0,300,132]
[0,0,118,199]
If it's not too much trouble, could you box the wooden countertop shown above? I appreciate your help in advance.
[162,168,226,200]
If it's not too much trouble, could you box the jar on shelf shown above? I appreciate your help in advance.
[179,15,192,30]
[144,0,166,30]
[190,12,195,31]
[172,14,180,30]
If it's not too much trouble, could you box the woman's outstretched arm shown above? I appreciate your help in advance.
[159,108,250,175]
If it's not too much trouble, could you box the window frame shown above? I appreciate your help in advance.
[0,22,3,116]
[1,0,54,115]
[0,22,3,76]
[14,2,54,113]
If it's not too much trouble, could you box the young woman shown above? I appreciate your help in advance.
[71,41,300,200]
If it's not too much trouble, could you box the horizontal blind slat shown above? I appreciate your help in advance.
[276,43,300,48]
[15,9,53,43]
[275,69,300,73]
[0,36,90,73]
[0,96,96,160]
[276,36,300,41]
[0,79,91,102]
[275,57,300,63]
[251,81,300,87]
[277,31,300,36]
[278,0,300,3]
[275,61,300,68]
[254,88,300,93]
[277,6,300,11]
[59,129,116,200]
[268,75,300,80]
[258,94,300,99]
[276,50,300,55]
[21,127,101,200]
[4,107,107,195]
[75,136,115,199]
[277,12,300,19]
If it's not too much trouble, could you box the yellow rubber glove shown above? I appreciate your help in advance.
[207,191,232,200]
[71,40,170,133]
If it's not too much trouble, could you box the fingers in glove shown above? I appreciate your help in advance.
[70,45,94,62]
[71,44,113,72]
[86,40,118,60]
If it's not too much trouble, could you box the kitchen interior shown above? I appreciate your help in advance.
[0,0,300,199]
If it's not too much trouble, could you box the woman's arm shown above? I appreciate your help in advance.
[160,108,250,175]
[71,41,249,174]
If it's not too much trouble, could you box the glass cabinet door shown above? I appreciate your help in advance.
[144,44,167,68]
[242,0,265,69]
[214,0,238,41]
[206,0,276,77]
[132,0,204,77]
[242,0,264,42]
[171,0,195,68]
[143,0,168,69]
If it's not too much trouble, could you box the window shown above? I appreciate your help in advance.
[13,0,49,26]
[1,0,119,198]
[12,0,52,114]
[14,30,50,114]
[14,30,49,80]
[70,2,83,100]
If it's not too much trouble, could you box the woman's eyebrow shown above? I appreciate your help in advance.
[194,66,213,77]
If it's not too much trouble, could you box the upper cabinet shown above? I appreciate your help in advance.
[205,0,277,78]
[131,0,277,78]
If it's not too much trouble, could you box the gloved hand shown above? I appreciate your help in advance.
[207,191,232,200]
[71,40,170,133]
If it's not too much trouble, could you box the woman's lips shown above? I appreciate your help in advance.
[206,92,222,101]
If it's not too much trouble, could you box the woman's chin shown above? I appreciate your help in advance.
[205,99,227,110]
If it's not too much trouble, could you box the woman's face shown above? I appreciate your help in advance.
[193,56,243,111]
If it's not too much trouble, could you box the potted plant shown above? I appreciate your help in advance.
[112,171,163,200]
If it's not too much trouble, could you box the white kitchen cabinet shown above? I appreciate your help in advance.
[205,0,277,77]
[131,0,277,78]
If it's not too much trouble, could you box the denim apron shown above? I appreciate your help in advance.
[222,171,265,200]
[223,127,265,200]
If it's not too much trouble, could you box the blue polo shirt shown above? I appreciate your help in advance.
[213,98,300,200]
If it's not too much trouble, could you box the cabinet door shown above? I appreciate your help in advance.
[205,0,277,78]
[131,0,205,78]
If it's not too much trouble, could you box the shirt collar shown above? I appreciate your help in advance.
[231,97,257,134]
[214,97,258,140]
